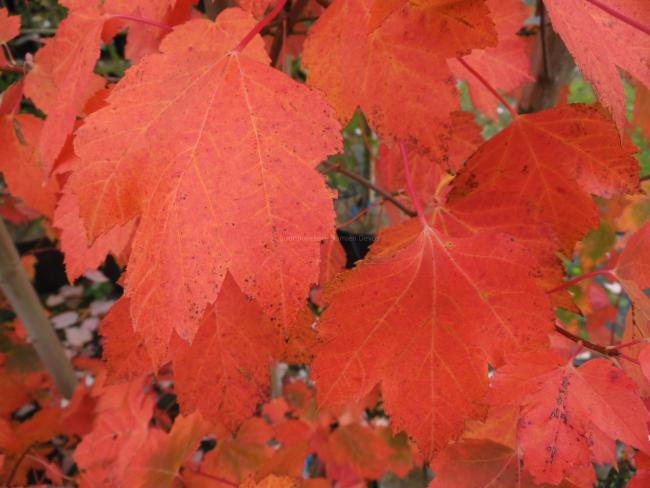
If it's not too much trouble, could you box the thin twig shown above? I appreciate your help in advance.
[322,163,416,217]
[554,323,620,357]
[337,198,386,229]
[546,268,614,294]
[617,352,640,365]
[609,338,650,351]
[0,64,26,74]
[105,13,173,31]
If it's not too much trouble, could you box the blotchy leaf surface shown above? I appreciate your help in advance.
[173,274,277,431]
[544,0,650,132]
[449,105,639,252]
[69,10,341,364]
[490,352,650,486]
[313,218,552,459]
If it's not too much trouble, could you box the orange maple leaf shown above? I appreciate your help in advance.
[67,9,341,365]
[313,217,553,459]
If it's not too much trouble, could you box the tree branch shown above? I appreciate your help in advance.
[554,323,620,357]
[0,219,77,398]
[322,163,417,218]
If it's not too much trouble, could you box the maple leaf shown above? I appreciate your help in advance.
[0,8,19,44]
[302,0,496,154]
[23,2,106,174]
[173,274,278,431]
[543,0,650,133]
[67,9,341,365]
[0,112,59,218]
[54,191,136,282]
[312,217,553,459]
[74,376,156,486]
[430,439,537,488]
[449,0,533,118]
[316,424,395,481]
[490,351,650,486]
[191,417,274,485]
[124,412,208,488]
[448,104,639,253]
[24,0,195,174]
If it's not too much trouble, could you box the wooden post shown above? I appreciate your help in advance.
[0,219,77,398]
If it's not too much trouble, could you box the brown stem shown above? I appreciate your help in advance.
[322,163,416,217]
[270,0,309,66]
[0,219,77,398]
[269,15,286,67]
[0,64,26,74]
[554,323,620,357]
